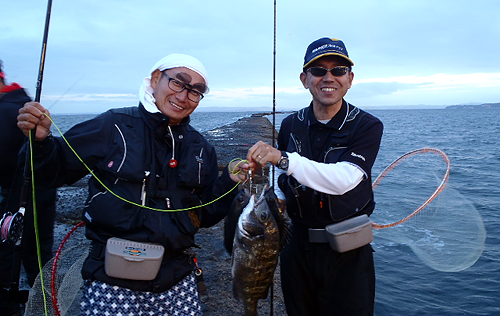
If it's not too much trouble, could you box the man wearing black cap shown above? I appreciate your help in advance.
[247,38,383,315]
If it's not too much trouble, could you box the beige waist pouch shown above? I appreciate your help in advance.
[104,237,165,281]
[325,214,374,253]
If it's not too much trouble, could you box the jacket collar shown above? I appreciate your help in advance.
[138,103,191,140]
[307,99,349,130]
[0,82,22,93]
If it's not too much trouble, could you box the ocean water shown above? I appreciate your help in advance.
[50,111,255,135]
[369,108,500,316]
[51,107,500,315]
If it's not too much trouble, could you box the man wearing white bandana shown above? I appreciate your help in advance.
[17,54,249,315]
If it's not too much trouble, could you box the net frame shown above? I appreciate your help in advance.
[371,148,451,229]
[51,221,85,316]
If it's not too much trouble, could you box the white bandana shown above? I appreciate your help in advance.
[139,54,209,113]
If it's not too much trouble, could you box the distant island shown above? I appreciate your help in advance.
[445,102,500,109]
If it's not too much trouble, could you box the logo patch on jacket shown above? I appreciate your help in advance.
[351,152,366,161]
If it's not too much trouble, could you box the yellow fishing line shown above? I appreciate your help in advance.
[29,114,248,315]
[44,113,246,212]
[29,131,49,315]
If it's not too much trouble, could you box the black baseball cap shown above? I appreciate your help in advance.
[303,37,354,68]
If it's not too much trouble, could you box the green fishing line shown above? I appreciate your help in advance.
[44,113,246,212]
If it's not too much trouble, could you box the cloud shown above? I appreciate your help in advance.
[352,73,500,98]
[3,0,499,112]
[41,71,500,112]
[43,93,137,102]
[357,73,500,87]
[209,86,306,100]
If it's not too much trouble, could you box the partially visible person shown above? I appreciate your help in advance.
[247,38,383,315]
[17,53,249,315]
[0,59,57,316]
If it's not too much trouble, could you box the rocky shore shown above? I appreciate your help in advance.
[48,114,287,315]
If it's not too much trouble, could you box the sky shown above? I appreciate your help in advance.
[1,0,499,114]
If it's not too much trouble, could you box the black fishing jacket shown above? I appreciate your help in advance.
[277,101,383,229]
[0,87,31,189]
[29,104,237,292]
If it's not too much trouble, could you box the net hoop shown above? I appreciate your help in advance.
[51,221,86,316]
[371,148,451,229]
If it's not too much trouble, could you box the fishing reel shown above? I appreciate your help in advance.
[0,207,25,245]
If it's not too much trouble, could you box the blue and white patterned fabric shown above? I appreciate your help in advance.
[80,273,202,316]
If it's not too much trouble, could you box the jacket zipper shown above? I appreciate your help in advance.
[141,171,150,206]
[196,148,204,184]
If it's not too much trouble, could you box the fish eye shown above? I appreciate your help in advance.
[260,211,269,221]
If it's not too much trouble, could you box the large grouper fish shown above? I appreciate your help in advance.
[225,186,291,316]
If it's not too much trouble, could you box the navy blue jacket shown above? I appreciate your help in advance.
[278,101,383,228]
[0,85,57,295]
[29,104,237,292]
[0,87,31,188]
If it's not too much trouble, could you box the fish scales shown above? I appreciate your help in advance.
[229,186,290,316]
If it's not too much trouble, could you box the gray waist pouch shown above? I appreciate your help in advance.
[105,237,165,281]
[325,215,374,253]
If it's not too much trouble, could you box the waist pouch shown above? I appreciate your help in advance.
[105,237,165,281]
[280,174,373,222]
[308,215,373,253]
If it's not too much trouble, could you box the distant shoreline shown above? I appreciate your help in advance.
[445,102,500,109]
[49,104,500,116]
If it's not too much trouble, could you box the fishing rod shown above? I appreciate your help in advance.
[270,2,277,316]
[1,0,54,310]
[35,0,54,103]
[272,0,277,150]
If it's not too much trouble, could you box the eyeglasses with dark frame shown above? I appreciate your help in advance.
[162,72,205,102]
[306,66,350,77]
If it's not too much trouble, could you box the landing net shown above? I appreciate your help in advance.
[25,221,88,316]
[371,148,486,272]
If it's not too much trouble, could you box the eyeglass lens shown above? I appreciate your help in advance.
[164,72,204,102]
[308,66,349,77]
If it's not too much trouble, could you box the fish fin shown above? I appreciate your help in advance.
[264,186,292,250]
[224,188,251,253]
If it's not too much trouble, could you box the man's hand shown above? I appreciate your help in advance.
[247,141,281,170]
[228,159,250,183]
[17,101,52,141]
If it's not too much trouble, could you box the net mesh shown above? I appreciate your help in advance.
[25,222,89,316]
[371,149,486,272]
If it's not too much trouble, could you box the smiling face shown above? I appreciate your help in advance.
[150,67,206,125]
[300,56,354,119]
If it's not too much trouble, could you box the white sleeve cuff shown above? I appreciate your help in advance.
[286,152,364,195]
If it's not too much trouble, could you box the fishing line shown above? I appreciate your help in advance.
[17,0,55,315]
[25,118,248,314]
[42,113,244,212]
[28,133,49,312]
[25,118,248,315]
[27,153,248,316]
[25,219,89,316]
[46,75,84,111]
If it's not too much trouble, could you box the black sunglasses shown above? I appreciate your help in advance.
[306,66,350,77]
